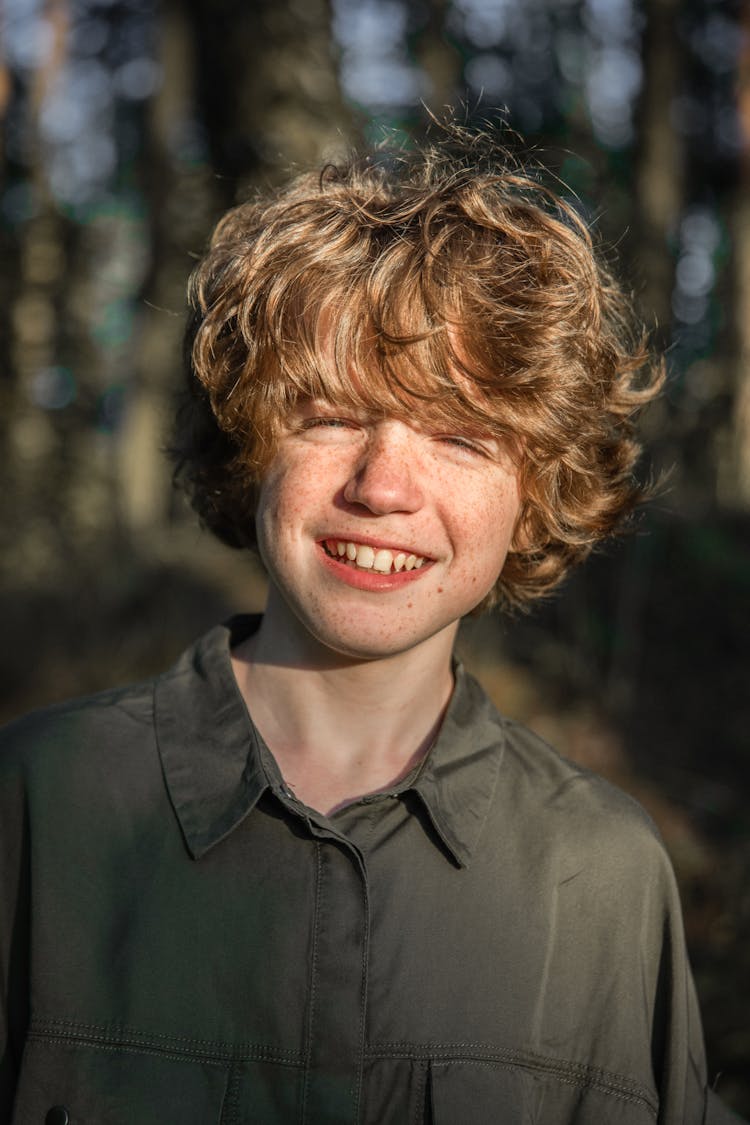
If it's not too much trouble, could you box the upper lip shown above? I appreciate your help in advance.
[318,533,434,559]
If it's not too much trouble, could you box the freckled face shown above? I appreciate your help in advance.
[254,400,521,662]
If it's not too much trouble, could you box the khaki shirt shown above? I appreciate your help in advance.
[0,617,742,1123]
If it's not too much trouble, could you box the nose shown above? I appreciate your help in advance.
[342,421,425,515]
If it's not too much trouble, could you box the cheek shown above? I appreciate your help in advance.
[256,465,304,529]
[255,460,334,565]
[467,475,520,532]
[455,484,520,579]
[254,477,293,570]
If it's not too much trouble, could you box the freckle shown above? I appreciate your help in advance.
[407,602,413,609]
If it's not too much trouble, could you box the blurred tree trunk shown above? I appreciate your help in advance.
[605,0,686,711]
[633,0,684,338]
[410,0,463,114]
[186,0,355,201]
[0,45,17,467]
[1,0,91,586]
[726,5,750,507]
[118,0,216,537]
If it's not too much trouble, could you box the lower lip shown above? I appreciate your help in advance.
[317,544,433,591]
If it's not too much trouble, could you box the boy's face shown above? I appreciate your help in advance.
[254,397,521,663]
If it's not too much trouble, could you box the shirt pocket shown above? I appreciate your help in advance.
[12,1038,230,1124]
[428,1060,658,1125]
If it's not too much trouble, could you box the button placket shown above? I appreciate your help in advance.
[301,837,370,1125]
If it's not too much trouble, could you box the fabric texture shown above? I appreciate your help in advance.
[0,616,743,1124]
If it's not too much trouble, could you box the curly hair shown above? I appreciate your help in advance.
[172,129,663,611]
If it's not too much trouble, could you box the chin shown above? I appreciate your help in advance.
[303,610,459,665]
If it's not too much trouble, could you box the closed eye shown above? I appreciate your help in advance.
[295,413,365,442]
[437,434,490,456]
[301,416,358,431]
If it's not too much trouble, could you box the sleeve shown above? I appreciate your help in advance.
[647,829,747,1125]
[0,723,31,1119]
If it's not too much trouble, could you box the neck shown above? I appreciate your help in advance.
[230,596,457,815]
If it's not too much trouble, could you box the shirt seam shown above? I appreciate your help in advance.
[364,1042,657,1113]
[26,1032,304,1070]
[28,1019,304,1066]
[220,1065,242,1125]
[300,842,323,1123]
[430,1058,657,1118]
[355,852,370,1123]
[412,1059,429,1125]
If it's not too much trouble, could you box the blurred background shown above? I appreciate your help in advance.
[1,0,749,1109]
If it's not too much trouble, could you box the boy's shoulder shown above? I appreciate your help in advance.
[0,619,243,792]
[0,676,158,781]
[459,668,658,839]
[491,703,671,885]
[501,710,652,819]
[442,663,662,868]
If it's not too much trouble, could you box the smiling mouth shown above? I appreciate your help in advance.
[323,539,427,575]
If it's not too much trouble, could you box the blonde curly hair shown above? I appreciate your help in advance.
[173,129,663,611]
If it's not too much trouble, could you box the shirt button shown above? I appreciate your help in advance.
[45,1108,70,1125]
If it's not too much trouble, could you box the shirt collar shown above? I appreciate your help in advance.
[155,616,506,868]
[411,667,506,867]
[154,616,273,859]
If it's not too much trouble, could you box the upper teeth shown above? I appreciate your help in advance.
[327,540,425,574]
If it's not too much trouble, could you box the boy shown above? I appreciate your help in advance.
[1,132,742,1122]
